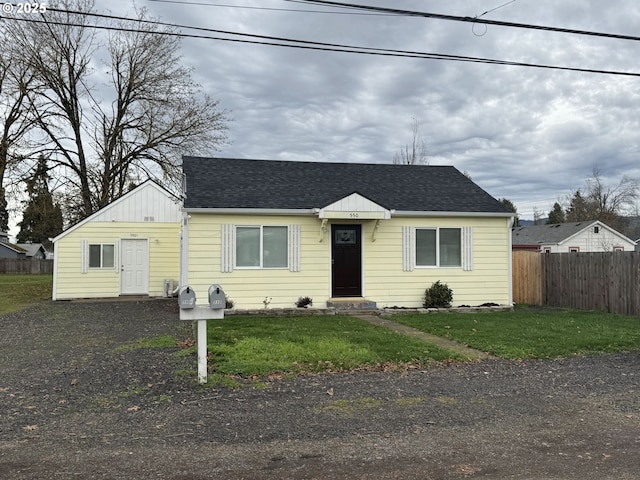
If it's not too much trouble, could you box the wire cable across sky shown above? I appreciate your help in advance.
[4,2,640,78]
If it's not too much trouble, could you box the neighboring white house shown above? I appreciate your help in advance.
[512,220,636,253]
[52,180,182,300]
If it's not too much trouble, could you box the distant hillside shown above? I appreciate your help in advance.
[519,219,547,227]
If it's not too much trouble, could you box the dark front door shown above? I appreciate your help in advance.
[331,224,362,297]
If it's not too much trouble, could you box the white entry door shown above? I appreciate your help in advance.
[120,239,149,295]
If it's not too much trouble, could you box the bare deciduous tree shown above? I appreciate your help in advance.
[96,8,229,208]
[0,29,39,231]
[565,167,639,232]
[393,117,428,165]
[6,0,230,220]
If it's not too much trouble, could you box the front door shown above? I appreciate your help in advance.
[120,239,149,295]
[331,224,362,297]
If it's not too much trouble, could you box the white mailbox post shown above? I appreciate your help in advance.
[178,285,225,384]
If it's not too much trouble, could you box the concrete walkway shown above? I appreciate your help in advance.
[353,313,495,360]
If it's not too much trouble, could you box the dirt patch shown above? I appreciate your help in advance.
[1,300,640,479]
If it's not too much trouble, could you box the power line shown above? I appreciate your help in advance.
[146,0,391,16]
[5,6,640,78]
[292,0,640,43]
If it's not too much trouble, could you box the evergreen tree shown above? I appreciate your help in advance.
[565,190,591,222]
[500,198,520,227]
[546,202,566,224]
[17,156,63,248]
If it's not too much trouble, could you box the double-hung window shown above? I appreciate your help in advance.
[416,228,461,267]
[89,243,115,269]
[236,226,288,268]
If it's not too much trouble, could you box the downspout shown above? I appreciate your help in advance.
[51,238,58,301]
[508,215,515,306]
[179,213,189,290]
[179,172,189,292]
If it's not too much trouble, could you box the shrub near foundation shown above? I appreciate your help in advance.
[423,281,453,308]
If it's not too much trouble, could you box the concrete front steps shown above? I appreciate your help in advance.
[326,298,377,311]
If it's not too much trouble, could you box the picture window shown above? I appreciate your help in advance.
[415,228,461,267]
[236,226,288,268]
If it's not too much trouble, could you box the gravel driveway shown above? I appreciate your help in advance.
[1,299,640,479]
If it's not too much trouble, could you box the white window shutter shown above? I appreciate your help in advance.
[289,224,301,272]
[221,224,234,272]
[462,226,473,271]
[81,240,88,273]
[113,240,120,272]
[402,226,415,272]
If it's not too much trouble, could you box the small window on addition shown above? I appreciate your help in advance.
[569,247,580,253]
[614,246,624,252]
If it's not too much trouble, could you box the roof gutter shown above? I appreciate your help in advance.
[391,210,515,218]
[183,208,316,216]
[183,207,515,218]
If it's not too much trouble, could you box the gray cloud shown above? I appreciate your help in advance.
[107,0,640,219]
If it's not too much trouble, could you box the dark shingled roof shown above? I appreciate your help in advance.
[182,156,512,214]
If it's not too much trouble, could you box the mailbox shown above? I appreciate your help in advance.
[208,284,226,310]
[178,286,196,310]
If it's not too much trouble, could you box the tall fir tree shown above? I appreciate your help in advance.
[546,202,566,224]
[565,190,591,222]
[17,156,63,248]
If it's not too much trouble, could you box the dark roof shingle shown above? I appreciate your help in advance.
[182,156,511,214]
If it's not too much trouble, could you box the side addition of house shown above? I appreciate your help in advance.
[52,181,182,300]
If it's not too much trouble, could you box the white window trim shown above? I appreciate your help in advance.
[222,224,302,273]
[403,226,472,271]
[87,242,117,270]
[234,225,290,270]
[415,227,463,268]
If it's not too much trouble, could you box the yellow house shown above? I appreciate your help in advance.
[52,181,182,300]
[182,157,515,309]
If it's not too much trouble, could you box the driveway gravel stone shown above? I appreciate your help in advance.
[1,300,640,479]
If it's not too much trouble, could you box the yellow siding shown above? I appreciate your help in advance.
[365,217,510,308]
[54,222,180,300]
[187,214,511,309]
[187,214,330,309]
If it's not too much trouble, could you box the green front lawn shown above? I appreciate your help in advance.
[0,274,52,314]
[393,308,640,359]
[206,315,462,376]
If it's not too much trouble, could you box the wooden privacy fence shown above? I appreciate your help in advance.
[542,252,640,316]
[512,251,640,316]
[0,258,53,274]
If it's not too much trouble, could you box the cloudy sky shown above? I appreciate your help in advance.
[102,0,640,220]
